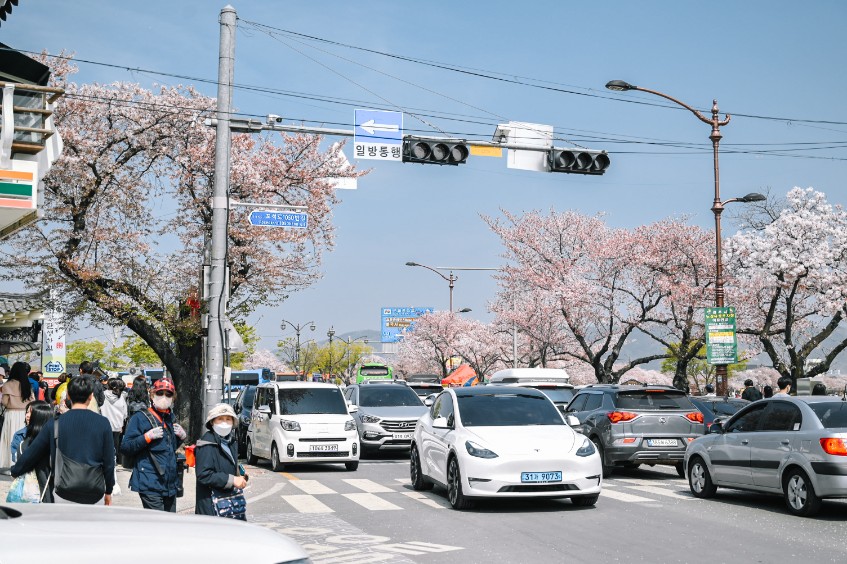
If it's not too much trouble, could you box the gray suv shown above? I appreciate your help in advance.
[344,383,428,454]
[565,385,704,477]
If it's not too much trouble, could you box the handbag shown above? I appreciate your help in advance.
[5,471,41,503]
[211,487,246,520]
[52,419,106,504]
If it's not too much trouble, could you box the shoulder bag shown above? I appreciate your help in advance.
[52,418,106,504]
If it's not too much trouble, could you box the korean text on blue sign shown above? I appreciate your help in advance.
[381,306,434,343]
[248,210,309,228]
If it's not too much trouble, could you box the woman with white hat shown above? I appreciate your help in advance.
[195,403,248,519]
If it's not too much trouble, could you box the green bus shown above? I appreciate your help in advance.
[356,363,393,384]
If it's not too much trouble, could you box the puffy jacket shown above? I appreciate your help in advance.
[194,430,240,516]
[100,391,127,433]
[120,408,182,497]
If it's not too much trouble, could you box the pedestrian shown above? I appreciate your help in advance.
[741,379,763,402]
[703,384,716,397]
[126,375,150,417]
[195,403,248,519]
[763,385,774,399]
[10,401,37,464]
[812,382,827,396]
[79,361,105,411]
[11,375,115,504]
[120,378,186,512]
[774,376,792,396]
[1,361,35,471]
[10,400,54,502]
[52,372,68,406]
[101,378,128,457]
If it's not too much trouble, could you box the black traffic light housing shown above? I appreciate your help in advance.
[547,148,610,175]
[403,137,469,166]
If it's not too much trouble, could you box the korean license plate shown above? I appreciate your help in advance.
[392,433,413,440]
[309,444,339,452]
[521,471,562,483]
[646,439,678,447]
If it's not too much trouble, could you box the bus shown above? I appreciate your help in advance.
[356,363,393,384]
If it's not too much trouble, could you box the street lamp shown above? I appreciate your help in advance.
[406,261,457,312]
[281,319,315,377]
[327,326,335,380]
[606,79,766,396]
[344,336,369,383]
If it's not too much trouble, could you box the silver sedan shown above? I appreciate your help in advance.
[684,396,847,516]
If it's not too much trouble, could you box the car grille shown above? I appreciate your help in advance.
[379,420,418,433]
[298,437,346,442]
[296,451,350,458]
[498,484,579,493]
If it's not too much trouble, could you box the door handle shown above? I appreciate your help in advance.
[781,439,790,445]
[741,439,749,445]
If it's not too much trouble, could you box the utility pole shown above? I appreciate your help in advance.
[204,5,236,412]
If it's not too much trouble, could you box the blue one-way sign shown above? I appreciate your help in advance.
[354,109,403,162]
[248,210,308,228]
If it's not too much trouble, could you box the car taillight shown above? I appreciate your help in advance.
[820,438,847,456]
[685,412,704,423]
[607,411,638,423]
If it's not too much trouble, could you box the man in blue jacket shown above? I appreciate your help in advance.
[121,378,186,512]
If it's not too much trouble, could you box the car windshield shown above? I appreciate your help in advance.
[242,387,256,409]
[278,388,348,415]
[457,393,565,427]
[615,391,694,410]
[534,388,574,403]
[809,402,847,429]
[359,386,423,407]
[709,401,746,416]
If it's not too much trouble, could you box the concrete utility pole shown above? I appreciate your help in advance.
[204,5,236,412]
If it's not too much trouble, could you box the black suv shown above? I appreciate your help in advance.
[232,384,257,457]
[565,385,704,477]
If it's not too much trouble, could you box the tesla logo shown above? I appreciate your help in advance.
[659,417,667,424]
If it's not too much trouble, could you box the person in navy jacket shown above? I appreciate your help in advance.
[195,403,248,518]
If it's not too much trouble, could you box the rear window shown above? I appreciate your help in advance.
[534,388,575,404]
[278,387,348,415]
[242,387,256,409]
[359,386,423,407]
[457,393,564,427]
[615,391,694,410]
[360,366,390,376]
[809,402,847,429]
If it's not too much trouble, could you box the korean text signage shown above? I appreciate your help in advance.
[248,210,308,228]
[705,306,738,365]
[354,109,403,162]
[381,307,434,343]
[41,304,66,381]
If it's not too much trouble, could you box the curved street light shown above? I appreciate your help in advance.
[606,79,766,396]
[406,261,457,312]
[327,326,336,380]
[281,319,315,376]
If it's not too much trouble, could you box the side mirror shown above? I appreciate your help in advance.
[709,421,724,434]
[432,416,449,429]
[257,405,271,415]
[424,398,434,407]
[566,415,582,430]
[348,404,359,414]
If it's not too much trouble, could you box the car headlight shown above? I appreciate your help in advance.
[344,419,356,431]
[576,437,596,457]
[361,414,381,424]
[465,441,498,459]
[280,419,301,431]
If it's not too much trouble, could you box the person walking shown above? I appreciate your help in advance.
[763,385,774,399]
[79,361,104,412]
[126,376,150,417]
[101,379,128,459]
[195,403,248,519]
[11,375,115,504]
[10,400,54,502]
[121,378,186,512]
[774,376,792,396]
[741,379,763,402]
[52,373,68,406]
[1,361,35,471]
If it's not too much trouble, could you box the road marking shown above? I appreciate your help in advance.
[343,493,402,511]
[309,548,396,563]
[600,489,653,503]
[614,478,682,486]
[343,479,395,493]
[244,482,285,504]
[281,494,334,513]
[401,491,445,509]
[292,480,337,495]
[394,478,410,485]
[281,472,299,480]
[631,485,695,500]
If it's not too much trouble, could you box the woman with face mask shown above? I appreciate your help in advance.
[195,403,248,519]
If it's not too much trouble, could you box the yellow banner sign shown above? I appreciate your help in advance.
[469,145,503,158]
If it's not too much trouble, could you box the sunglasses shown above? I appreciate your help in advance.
[154,391,174,398]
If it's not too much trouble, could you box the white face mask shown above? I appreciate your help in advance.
[152,395,173,411]
[213,422,233,437]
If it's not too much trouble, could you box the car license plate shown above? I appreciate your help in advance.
[521,471,562,483]
[309,444,339,452]
[392,433,413,440]
[647,439,678,447]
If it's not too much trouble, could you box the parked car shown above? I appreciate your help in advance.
[411,387,602,510]
[690,397,749,432]
[686,396,847,516]
[406,373,444,397]
[565,385,704,477]
[489,368,575,413]
[344,382,428,454]
[233,384,257,457]
[246,381,359,471]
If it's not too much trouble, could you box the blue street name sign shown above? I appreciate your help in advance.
[354,109,404,162]
[248,210,308,228]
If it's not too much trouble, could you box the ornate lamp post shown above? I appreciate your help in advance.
[281,319,315,377]
[327,326,335,380]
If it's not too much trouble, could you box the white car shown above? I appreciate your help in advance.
[411,387,602,509]
[246,382,360,471]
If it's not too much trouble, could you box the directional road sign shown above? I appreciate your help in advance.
[248,210,308,228]
[354,109,403,162]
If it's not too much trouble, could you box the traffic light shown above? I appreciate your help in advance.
[547,148,610,175]
[402,137,469,166]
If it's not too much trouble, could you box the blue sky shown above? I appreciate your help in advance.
[3,1,846,352]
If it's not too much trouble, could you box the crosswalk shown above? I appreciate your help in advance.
[272,475,697,514]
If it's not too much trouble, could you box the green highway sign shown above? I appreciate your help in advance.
[705,306,738,365]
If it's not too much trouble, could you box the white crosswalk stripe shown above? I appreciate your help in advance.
[401,491,446,509]
[343,492,403,510]
[629,484,695,500]
[343,479,395,493]
[291,480,337,495]
[281,494,335,513]
[600,488,653,503]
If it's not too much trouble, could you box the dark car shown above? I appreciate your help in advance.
[232,384,257,457]
[690,397,749,432]
[406,374,444,397]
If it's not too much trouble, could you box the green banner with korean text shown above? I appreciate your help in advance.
[705,306,738,364]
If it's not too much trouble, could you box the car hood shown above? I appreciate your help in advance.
[465,425,576,456]
[0,504,308,563]
[359,406,428,419]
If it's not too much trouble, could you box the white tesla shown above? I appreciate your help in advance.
[410,387,602,509]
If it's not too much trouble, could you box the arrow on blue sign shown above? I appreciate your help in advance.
[248,210,309,228]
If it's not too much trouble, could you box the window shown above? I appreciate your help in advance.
[725,404,768,433]
[431,393,447,419]
[760,402,802,432]
[440,395,455,426]
[242,386,256,409]
[358,386,422,407]
[615,391,695,410]
[277,387,348,415]
[567,394,588,412]
[584,394,603,412]
[809,402,847,429]
[457,392,565,427]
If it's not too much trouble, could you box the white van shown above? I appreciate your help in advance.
[488,368,575,413]
[246,382,360,471]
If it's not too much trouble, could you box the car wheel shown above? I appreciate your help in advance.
[675,462,685,478]
[688,456,717,498]
[571,494,599,507]
[345,461,359,471]
[591,438,613,479]
[246,438,258,465]
[410,446,433,491]
[270,443,285,472]
[446,456,473,510]
[784,467,822,517]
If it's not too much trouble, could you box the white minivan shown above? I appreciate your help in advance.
[246,382,360,471]
[488,368,575,413]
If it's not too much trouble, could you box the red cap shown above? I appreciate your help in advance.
[151,378,175,394]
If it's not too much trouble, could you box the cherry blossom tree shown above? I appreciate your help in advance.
[395,311,464,378]
[725,188,847,389]
[243,348,288,373]
[451,317,506,381]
